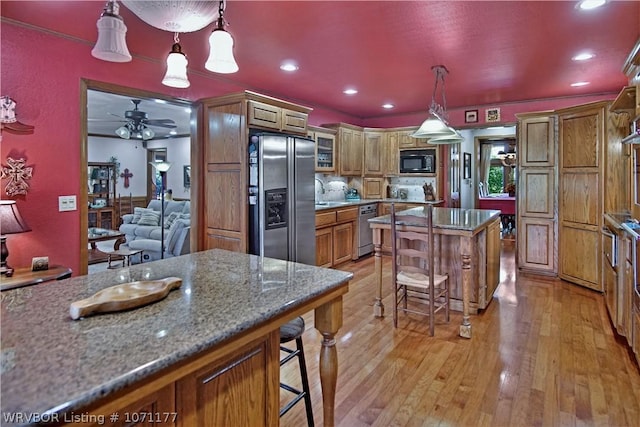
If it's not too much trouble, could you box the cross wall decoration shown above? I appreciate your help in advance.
[1,157,34,196]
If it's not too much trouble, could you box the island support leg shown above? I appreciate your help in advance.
[459,236,472,338]
[315,296,344,427]
[372,229,384,317]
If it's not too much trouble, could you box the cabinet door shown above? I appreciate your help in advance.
[333,222,353,265]
[177,332,279,427]
[339,128,363,176]
[560,223,600,290]
[519,116,555,167]
[385,132,399,176]
[518,218,556,273]
[633,305,640,364]
[518,169,555,218]
[316,227,333,267]
[604,250,618,326]
[315,131,336,172]
[281,108,308,134]
[485,219,501,304]
[363,131,384,176]
[247,100,281,130]
[363,178,384,199]
[398,130,416,148]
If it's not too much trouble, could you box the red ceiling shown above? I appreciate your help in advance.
[2,1,639,119]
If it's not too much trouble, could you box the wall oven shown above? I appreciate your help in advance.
[399,149,436,174]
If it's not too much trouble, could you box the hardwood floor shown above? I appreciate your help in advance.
[280,242,640,426]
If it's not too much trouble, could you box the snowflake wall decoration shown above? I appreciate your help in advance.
[1,157,33,196]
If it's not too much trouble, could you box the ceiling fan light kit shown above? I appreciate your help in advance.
[91,0,132,63]
[92,0,238,86]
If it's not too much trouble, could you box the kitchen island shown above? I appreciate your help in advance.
[0,249,352,426]
[369,207,501,338]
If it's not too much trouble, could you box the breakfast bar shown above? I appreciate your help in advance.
[0,249,352,426]
[369,207,501,338]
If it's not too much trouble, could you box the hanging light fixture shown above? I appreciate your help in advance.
[205,0,239,74]
[91,0,132,62]
[412,65,462,144]
[141,127,155,140]
[115,125,131,139]
[162,33,190,88]
[497,149,517,167]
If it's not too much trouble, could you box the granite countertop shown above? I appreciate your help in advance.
[368,206,501,232]
[0,249,353,422]
[314,198,441,211]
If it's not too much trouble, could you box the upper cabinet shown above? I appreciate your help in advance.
[363,131,385,176]
[247,96,309,135]
[325,123,364,176]
[308,126,337,173]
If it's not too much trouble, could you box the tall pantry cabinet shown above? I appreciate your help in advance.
[517,101,627,290]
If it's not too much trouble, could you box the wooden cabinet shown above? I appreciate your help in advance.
[247,100,308,133]
[363,131,384,176]
[315,206,358,266]
[396,129,428,148]
[199,92,312,254]
[516,113,557,275]
[308,126,337,172]
[64,331,279,427]
[335,124,364,176]
[177,332,279,427]
[385,132,399,176]
[558,102,607,291]
[362,178,384,199]
[88,162,117,229]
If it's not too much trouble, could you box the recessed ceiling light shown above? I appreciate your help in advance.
[572,52,595,61]
[169,130,177,135]
[382,103,394,109]
[343,88,358,95]
[184,107,192,113]
[280,61,299,72]
[571,81,590,87]
[577,0,606,10]
[154,99,167,104]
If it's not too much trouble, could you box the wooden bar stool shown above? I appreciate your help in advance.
[279,316,314,427]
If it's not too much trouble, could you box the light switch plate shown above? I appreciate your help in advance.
[58,195,77,212]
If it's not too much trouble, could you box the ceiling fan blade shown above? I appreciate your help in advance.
[88,118,128,123]
[144,119,177,128]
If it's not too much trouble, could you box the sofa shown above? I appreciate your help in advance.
[119,200,190,262]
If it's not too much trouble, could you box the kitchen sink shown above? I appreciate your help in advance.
[315,201,355,207]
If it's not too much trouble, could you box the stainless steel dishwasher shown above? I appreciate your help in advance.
[358,203,378,256]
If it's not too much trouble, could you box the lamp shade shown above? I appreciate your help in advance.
[121,0,219,32]
[427,132,464,145]
[0,201,31,235]
[411,114,452,138]
[149,161,172,172]
[141,127,155,140]
[205,29,239,74]
[91,1,132,63]
[162,43,190,88]
[115,125,131,139]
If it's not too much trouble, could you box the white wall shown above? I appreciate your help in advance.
[89,136,191,200]
[457,126,516,209]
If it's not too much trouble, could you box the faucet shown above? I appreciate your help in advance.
[315,178,325,194]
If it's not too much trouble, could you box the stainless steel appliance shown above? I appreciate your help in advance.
[248,132,316,265]
[358,203,378,256]
[399,149,436,174]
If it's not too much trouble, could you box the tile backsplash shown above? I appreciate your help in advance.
[389,177,437,201]
[315,174,437,202]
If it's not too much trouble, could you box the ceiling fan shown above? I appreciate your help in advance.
[90,99,177,140]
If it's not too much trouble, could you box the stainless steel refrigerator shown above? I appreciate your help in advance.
[248,131,316,265]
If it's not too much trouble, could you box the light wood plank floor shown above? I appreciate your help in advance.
[280,242,640,426]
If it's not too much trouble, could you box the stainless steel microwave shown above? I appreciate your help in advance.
[399,149,436,174]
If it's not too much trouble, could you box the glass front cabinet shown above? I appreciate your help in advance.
[88,162,117,229]
[309,126,337,172]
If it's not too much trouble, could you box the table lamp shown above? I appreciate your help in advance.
[1,200,31,276]
[149,161,172,259]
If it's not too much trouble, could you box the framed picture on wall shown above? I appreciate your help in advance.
[183,165,191,189]
[485,107,501,122]
[463,152,471,179]
[465,110,478,123]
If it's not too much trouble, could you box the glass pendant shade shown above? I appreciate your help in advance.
[115,125,131,139]
[91,1,132,62]
[205,29,239,74]
[162,43,190,88]
[141,127,155,140]
[411,114,450,138]
[428,132,464,145]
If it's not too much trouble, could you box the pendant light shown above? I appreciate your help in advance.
[162,33,190,88]
[91,0,132,62]
[412,65,462,144]
[115,125,131,139]
[205,0,239,74]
